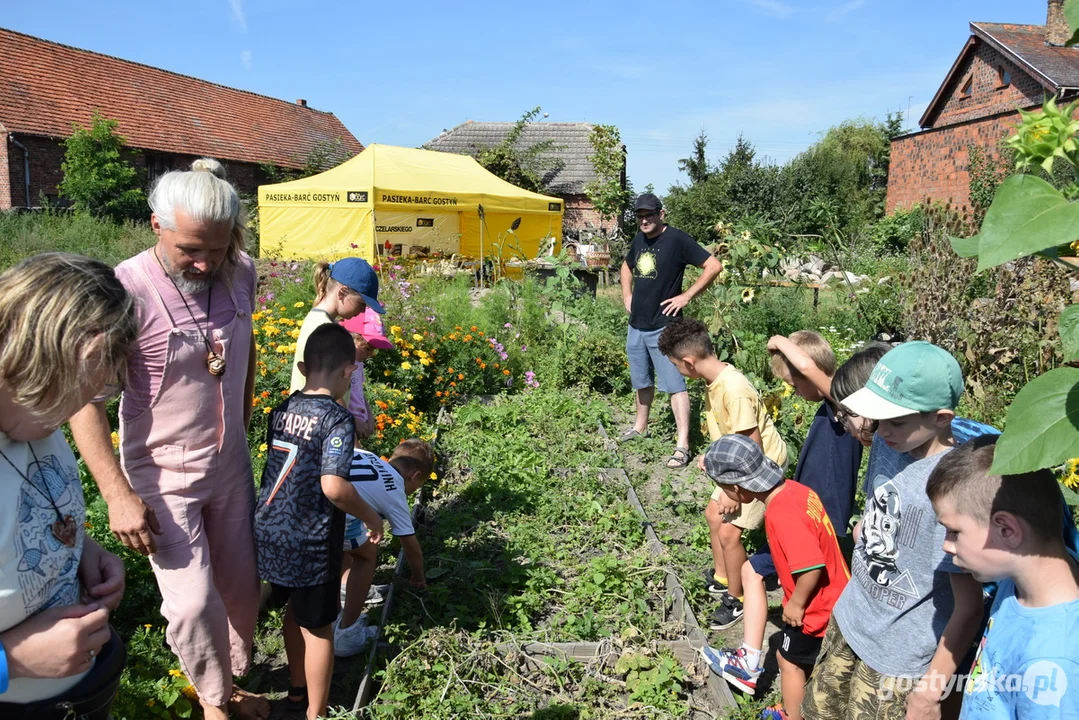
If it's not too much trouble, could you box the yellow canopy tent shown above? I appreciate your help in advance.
[257,144,564,262]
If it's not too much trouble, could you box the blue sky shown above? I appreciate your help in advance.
[1,0,1049,193]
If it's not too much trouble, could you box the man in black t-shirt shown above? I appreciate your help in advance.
[620,193,722,468]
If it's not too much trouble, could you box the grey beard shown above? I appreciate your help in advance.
[160,252,215,294]
[172,273,213,294]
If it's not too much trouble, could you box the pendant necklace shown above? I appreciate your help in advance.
[0,443,78,547]
[154,248,226,376]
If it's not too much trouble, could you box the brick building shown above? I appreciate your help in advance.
[886,1,1079,213]
[0,28,362,210]
[425,121,626,239]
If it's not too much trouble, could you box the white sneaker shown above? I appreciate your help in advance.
[366,584,389,606]
[334,620,379,657]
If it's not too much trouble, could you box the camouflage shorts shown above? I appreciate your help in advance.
[801,615,913,720]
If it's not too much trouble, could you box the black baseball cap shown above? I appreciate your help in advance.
[633,193,662,212]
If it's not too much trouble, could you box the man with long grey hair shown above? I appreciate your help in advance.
[71,158,268,720]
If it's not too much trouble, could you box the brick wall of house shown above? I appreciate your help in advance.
[886,111,1025,213]
[4,134,66,207]
[931,41,1047,128]
[3,134,274,210]
[562,193,618,238]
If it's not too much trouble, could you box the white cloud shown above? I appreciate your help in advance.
[827,0,866,22]
[748,0,795,18]
[240,50,252,69]
[229,0,247,33]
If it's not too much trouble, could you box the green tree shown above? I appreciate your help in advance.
[677,131,710,185]
[469,106,563,193]
[584,124,630,224]
[59,111,145,223]
[780,113,903,237]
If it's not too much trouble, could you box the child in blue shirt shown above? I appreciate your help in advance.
[927,435,1079,720]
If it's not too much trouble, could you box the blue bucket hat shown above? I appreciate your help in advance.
[330,257,384,314]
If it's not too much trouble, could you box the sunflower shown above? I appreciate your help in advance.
[1062,459,1079,489]
[741,287,755,304]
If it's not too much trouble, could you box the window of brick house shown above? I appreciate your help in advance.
[960,76,973,99]
[998,66,1012,87]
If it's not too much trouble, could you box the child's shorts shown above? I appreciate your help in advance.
[801,615,914,719]
[747,543,777,578]
[268,580,340,629]
[343,517,367,551]
[779,624,823,666]
[709,491,765,530]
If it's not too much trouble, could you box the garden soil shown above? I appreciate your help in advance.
[608,401,790,704]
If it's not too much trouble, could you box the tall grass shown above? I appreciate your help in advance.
[0,211,155,269]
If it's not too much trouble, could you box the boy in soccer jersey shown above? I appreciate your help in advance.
[334,439,435,656]
[254,323,384,720]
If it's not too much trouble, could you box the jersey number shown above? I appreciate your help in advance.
[264,439,299,505]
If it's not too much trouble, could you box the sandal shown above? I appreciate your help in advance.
[666,447,692,468]
[619,428,650,442]
[285,685,308,712]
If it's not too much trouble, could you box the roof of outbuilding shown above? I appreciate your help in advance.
[0,27,363,168]
[425,121,602,194]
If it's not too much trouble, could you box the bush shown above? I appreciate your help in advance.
[0,210,153,270]
[554,331,630,395]
[59,111,146,223]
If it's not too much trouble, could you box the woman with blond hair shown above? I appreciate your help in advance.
[0,253,136,718]
[70,158,268,720]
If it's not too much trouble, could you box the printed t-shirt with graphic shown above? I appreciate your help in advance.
[624,226,711,331]
[114,250,257,421]
[704,365,788,466]
[765,480,850,637]
[0,429,89,702]
[343,448,415,543]
[254,392,355,587]
[832,450,964,677]
[960,579,1079,719]
[793,402,863,538]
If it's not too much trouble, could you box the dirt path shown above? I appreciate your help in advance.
[607,400,789,704]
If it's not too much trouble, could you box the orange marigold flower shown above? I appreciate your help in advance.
[458,373,464,380]
[470,326,478,332]
[450,381,456,387]
[480,363,486,369]
[260,390,270,399]
[376,400,389,410]
[435,391,443,397]
[503,369,510,375]
[448,367,455,373]
[493,363,500,369]
[463,335,473,342]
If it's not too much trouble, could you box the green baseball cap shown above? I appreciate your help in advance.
[842,341,963,420]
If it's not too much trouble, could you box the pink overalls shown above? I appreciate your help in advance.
[118,256,259,707]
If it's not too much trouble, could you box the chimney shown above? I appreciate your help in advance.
[296,98,307,107]
[1047,0,1070,47]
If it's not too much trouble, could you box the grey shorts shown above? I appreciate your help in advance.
[626,326,687,394]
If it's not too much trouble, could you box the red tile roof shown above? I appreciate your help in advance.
[0,28,363,168]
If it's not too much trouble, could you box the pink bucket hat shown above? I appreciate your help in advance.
[340,307,394,349]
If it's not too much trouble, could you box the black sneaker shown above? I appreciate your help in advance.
[709,594,744,630]
[702,567,728,596]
